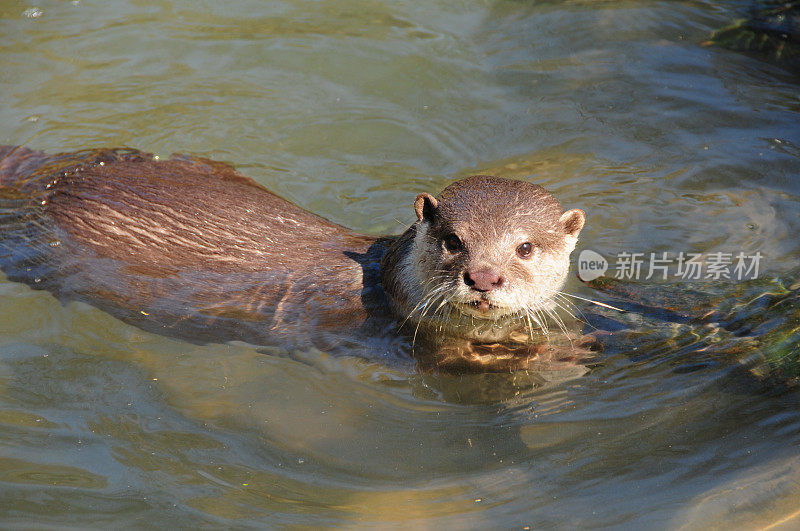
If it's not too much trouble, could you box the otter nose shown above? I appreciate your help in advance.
[463,270,504,292]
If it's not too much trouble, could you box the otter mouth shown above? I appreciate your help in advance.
[469,299,494,312]
[454,298,510,317]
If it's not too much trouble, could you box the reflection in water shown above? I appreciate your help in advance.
[1,0,800,527]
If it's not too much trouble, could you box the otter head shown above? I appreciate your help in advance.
[403,176,584,341]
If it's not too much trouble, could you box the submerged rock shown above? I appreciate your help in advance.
[582,270,800,388]
[707,1,800,69]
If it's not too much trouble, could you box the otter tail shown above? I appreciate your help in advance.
[0,145,58,290]
[0,145,47,187]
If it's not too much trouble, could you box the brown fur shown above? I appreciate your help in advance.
[382,176,585,355]
[0,146,588,372]
[0,146,392,350]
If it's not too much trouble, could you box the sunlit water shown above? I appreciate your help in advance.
[1,0,800,527]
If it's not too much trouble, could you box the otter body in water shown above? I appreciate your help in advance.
[0,146,586,371]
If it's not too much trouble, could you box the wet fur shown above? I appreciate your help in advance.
[0,146,589,372]
[0,146,393,350]
[381,177,585,348]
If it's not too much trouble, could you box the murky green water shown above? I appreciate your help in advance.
[2,0,800,527]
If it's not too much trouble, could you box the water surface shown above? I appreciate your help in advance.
[1,0,800,527]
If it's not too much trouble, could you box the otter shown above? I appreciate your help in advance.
[0,145,587,372]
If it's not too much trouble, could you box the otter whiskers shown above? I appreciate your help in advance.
[558,292,624,313]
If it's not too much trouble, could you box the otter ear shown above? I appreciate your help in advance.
[560,208,585,237]
[414,193,438,223]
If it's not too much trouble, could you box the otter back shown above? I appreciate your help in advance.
[0,146,592,373]
[0,146,393,350]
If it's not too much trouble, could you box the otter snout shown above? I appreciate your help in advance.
[463,269,504,292]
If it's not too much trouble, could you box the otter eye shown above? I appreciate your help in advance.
[443,234,463,253]
[517,242,534,258]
